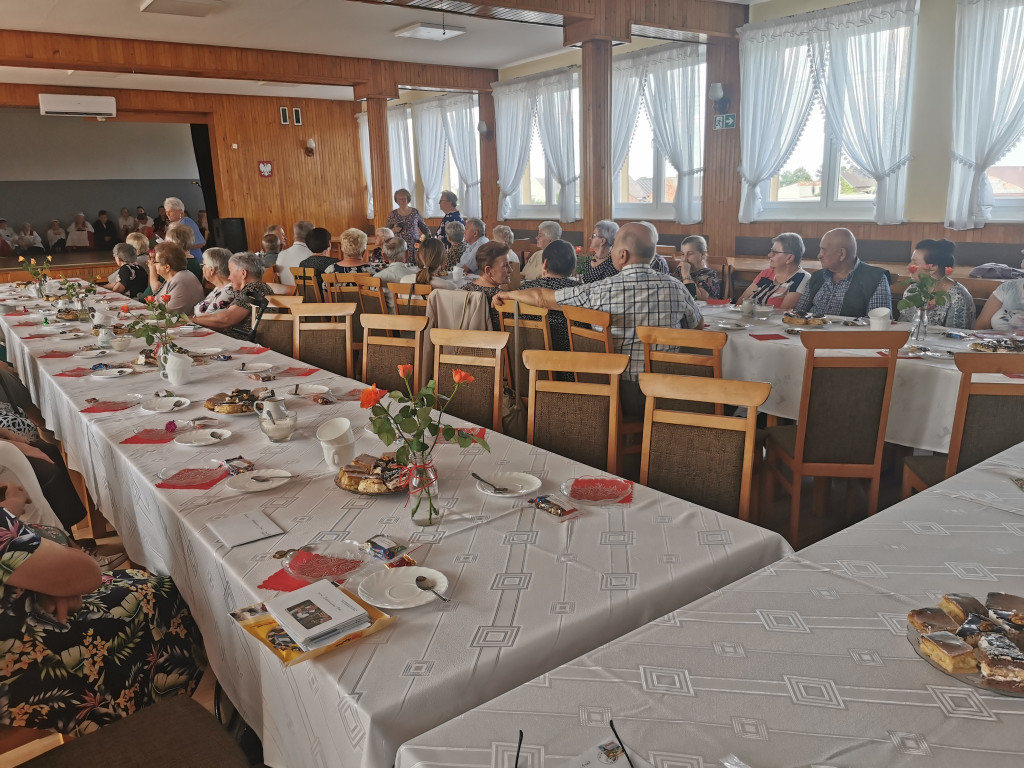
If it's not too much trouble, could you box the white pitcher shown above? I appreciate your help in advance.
[160,349,194,386]
[253,396,289,421]
[316,416,356,471]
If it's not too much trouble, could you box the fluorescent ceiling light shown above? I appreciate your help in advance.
[393,22,466,41]
[140,0,223,18]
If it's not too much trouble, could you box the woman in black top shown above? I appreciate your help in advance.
[109,243,148,297]
[521,239,579,352]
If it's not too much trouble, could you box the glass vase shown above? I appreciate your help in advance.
[910,306,928,342]
[31,281,44,299]
[408,451,441,526]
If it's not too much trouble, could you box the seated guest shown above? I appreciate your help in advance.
[674,235,723,301]
[975,250,1024,331]
[437,190,464,248]
[118,207,137,240]
[298,227,338,282]
[376,239,418,312]
[65,213,93,251]
[194,247,235,314]
[147,242,205,313]
[14,223,44,256]
[899,239,975,329]
[581,219,619,284]
[45,220,66,253]
[153,206,170,238]
[794,228,891,317]
[0,481,206,736]
[444,221,468,272]
[400,237,457,291]
[260,233,281,268]
[324,228,376,275]
[492,225,520,265]
[93,210,118,251]
[163,222,204,282]
[369,227,394,265]
[521,220,561,281]
[265,223,287,250]
[135,206,154,237]
[108,243,148,298]
[0,218,15,246]
[522,239,579,352]
[494,222,702,417]
[275,220,313,286]
[126,231,151,264]
[190,252,271,339]
[463,241,512,330]
[736,232,809,310]
[460,218,489,274]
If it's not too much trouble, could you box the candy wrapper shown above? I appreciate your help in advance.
[222,456,255,476]
[528,494,585,522]
[248,372,276,382]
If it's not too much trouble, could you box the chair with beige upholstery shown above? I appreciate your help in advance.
[637,326,727,413]
[431,328,508,432]
[902,352,1024,496]
[523,350,629,474]
[361,313,428,392]
[289,267,323,303]
[639,372,770,520]
[496,300,552,390]
[562,305,614,356]
[389,282,432,316]
[291,302,356,378]
[249,303,294,357]
[355,273,388,314]
[323,273,377,361]
[763,330,909,545]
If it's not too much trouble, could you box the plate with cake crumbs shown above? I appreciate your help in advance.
[907,591,1024,697]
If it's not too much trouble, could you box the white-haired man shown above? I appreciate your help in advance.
[163,196,204,262]
[275,220,315,286]
[521,220,562,282]
[460,218,489,274]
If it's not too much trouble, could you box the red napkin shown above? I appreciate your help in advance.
[750,333,787,341]
[705,299,731,306]
[174,331,215,338]
[277,366,317,378]
[438,426,487,443]
[81,401,137,414]
[121,429,177,445]
[156,468,229,490]
[13,321,40,327]
[57,367,94,378]
[234,345,270,355]
[4,310,28,317]
[21,334,53,341]
[1005,373,1024,379]
[257,569,309,592]
[39,350,73,358]
[337,387,364,402]
[568,477,634,504]
[257,551,364,592]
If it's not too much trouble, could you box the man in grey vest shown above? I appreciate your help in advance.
[795,228,891,317]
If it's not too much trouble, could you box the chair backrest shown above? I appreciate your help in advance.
[511,239,534,262]
[361,313,428,392]
[355,273,388,315]
[261,266,277,283]
[251,309,293,356]
[637,326,727,413]
[560,305,614,384]
[795,330,909,467]
[292,302,356,378]
[266,282,298,296]
[523,350,629,473]
[639,372,770,520]
[388,282,432,316]
[505,261,522,290]
[496,300,553,390]
[946,353,1024,476]
[290,267,323,303]
[267,295,304,311]
[431,328,508,432]
[323,274,371,347]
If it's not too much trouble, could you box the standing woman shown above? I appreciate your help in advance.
[900,239,975,329]
[675,236,723,302]
[386,188,430,264]
[580,219,619,284]
[735,232,809,310]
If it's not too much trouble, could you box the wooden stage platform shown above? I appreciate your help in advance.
[0,251,116,284]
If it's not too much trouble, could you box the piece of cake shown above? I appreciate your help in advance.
[939,593,988,623]
[352,454,379,471]
[919,631,978,674]
[977,632,1024,691]
[907,607,958,635]
[955,612,1001,646]
[987,592,1024,636]
[782,311,809,326]
[338,466,370,491]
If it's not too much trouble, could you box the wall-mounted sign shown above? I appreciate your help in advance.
[280,107,289,125]
[258,161,274,178]
[713,114,736,130]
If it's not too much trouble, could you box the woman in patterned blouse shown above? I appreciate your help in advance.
[899,239,975,329]
[675,236,722,301]
[194,247,235,315]
[386,188,430,264]
[580,219,619,284]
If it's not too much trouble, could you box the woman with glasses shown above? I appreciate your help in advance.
[580,219,619,284]
[674,235,723,301]
[735,232,809,310]
[147,242,205,313]
[194,247,235,314]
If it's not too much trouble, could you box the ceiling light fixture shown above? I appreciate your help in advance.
[393,22,466,41]
[139,0,223,18]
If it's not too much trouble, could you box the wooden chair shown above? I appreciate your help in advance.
[266,295,304,311]
[389,282,432,316]
[361,313,428,392]
[430,328,508,432]
[523,350,629,474]
[763,330,909,545]
[902,353,1024,496]
[505,262,522,290]
[496,300,553,390]
[261,266,277,283]
[707,255,733,300]
[562,305,614,354]
[322,273,379,360]
[289,267,323,303]
[265,282,298,296]
[355,273,388,314]
[291,302,356,378]
[639,373,770,521]
[636,326,727,413]
[250,306,293,357]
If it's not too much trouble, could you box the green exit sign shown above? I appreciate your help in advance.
[713,114,736,130]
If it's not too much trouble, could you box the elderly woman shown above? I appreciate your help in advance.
[190,252,272,339]
[521,220,562,281]
[45,220,66,253]
[674,235,723,302]
[194,247,235,314]
[368,227,394,265]
[581,219,619,284]
[437,189,463,249]
[147,242,205,313]
[108,243,148,298]
[14,223,44,256]
[444,221,468,272]
[386,188,430,264]
[65,213,93,251]
[521,239,579,353]
[736,233,808,310]
[463,241,512,331]
[492,224,519,265]
[324,228,376,275]
[163,222,204,282]
[164,196,204,261]
[894,239,974,329]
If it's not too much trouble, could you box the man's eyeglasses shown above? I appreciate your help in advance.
[768,249,792,256]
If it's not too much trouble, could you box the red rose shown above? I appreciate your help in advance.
[360,384,387,409]
[452,369,475,385]
[397,364,414,379]
[907,264,918,274]
[945,266,954,276]
[120,304,129,312]
[160,294,171,303]
[145,296,156,304]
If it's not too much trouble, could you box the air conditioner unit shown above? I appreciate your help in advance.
[39,94,117,118]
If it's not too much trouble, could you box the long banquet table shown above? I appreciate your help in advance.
[0,287,790,768]
[397,442,1024,768]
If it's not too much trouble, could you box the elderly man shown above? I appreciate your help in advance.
[275,220,314,286]
[163,197,204,261]
[460,218,489,274]
[795,228,891,317]
[521,220,562,282]
[190,252,273,339]
[494,222,702,416]
[437,190,464,249]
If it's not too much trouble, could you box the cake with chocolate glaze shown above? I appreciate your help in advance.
[204,388,267,414]
[919,630,978,674]
[939,593,988,624]
[977,633,1024,692]
[988,592,1024,636]
[907,607,958,635]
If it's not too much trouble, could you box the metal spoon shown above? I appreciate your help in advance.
[415,576,450,602]
[472,472,508,493]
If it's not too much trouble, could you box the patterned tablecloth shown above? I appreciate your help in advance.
[700,305,1010,453]
[397,444,1024,768]
[0,287,790,768]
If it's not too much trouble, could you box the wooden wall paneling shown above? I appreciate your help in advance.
[628,0,748,38]
[580,38,613,243]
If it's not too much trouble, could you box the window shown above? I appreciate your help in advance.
[508,83,579,219]
[986,136,1024,220]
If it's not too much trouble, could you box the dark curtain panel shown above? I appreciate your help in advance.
[190,123,218,221]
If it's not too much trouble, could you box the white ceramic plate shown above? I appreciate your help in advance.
[62,332,87,339]
[90,367,133,379]
[234,363,272,374]
[475,471,542,498]
[192,347,223,356]
[141,397,191,413]
[285,384,330,397]
[225,469,293,492]
[713,321,750,330]
[74,349,110,359]
[923,350,955,359]
[174,429,232,447]
[357,566,449,610]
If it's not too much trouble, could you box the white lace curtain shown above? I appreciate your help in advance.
[441,93,482,219]
[411,100,447,218]
[355,111,373,219]
[610,54,645,180]
[387,105,416,210]
[945,0,1024,229]
[492,79,537,221]
[534,70,580,222]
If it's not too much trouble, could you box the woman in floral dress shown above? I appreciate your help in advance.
[0,483,206,735]
[385,188,430,264]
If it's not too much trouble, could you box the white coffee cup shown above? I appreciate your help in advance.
[451,266,465,282]
[316,416,356,471]
[868,306,891,331]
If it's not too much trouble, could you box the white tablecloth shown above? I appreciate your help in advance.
[397,443,1024,768]
[0,289,791,768]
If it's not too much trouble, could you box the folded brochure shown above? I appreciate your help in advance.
[208,510,284,548]
[265,579,370,649]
